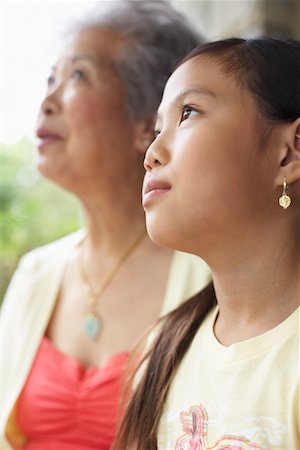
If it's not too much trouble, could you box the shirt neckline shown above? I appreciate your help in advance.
[42,335,129,373]
[197,305,299,365]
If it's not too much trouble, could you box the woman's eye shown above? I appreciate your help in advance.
[47,75,55,88]
[71,69,85,80]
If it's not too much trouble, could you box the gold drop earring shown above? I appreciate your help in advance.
[278,176,291,209]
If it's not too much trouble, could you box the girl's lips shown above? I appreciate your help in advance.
[143,179,171,207]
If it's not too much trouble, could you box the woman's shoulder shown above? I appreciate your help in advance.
[1,230,86,310]
[172,251,210,276]
[161,251,212,316]
[20,229,86,269]
[3,230,86,289]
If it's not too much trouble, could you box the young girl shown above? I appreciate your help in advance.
[116,38,300,450]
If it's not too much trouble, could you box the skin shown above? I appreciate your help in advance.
[143,56,300,346]
[37,27,144,204]
[36,26,173,367]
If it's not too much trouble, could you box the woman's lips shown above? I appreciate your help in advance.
[143,179,171,207]
[36,127,63,150]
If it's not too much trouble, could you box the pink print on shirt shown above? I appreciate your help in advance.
[175,405,264,450]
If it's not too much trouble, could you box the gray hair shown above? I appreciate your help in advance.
[75,0,204,119]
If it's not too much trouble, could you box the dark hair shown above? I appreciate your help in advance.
[114,37,300,450]
[183,37,300,123]
[114,283,216,450]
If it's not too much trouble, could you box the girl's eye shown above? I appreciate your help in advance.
[180,105,197,123]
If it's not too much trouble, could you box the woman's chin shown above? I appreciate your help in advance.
[36,162,56,182]
[35,159,69,189]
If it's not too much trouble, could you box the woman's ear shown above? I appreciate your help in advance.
[133,116,155,154]
[274,118,300,187]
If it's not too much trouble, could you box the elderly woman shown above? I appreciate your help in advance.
[0,2,210,449]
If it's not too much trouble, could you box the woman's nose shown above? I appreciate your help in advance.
[39,81,62,116]
[40,94,58,116]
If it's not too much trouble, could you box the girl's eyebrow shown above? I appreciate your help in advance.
[176,87,216,102]
[157,87,216,122]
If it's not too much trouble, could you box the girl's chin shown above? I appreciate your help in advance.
[146,223,180,251]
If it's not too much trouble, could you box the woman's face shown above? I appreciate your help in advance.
[36,27,141,193]
[143,56,276,257]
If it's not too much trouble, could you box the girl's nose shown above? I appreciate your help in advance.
[144,151,161,172]
[144,138,169,172]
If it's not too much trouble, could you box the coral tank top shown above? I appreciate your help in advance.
[16,337,129,450]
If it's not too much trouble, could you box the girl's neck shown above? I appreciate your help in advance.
[208,225,300,346]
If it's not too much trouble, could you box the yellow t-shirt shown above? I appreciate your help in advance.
[158,306,300,450]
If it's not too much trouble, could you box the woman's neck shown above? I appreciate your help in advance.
[85,209,145,250]
[76,207,147,292]
[79,178,146,250]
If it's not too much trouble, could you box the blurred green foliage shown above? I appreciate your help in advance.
[0,138,81,302]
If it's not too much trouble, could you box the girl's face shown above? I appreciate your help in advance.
[36,27,142,194]
[143,56,276,257]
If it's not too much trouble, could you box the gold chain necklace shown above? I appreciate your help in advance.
[79,229,146,339]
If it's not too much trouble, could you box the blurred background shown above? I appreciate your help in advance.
[1,0,300,300]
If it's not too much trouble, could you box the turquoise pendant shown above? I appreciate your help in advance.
[84,312,101,339]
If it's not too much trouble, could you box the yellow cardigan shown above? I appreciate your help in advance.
[0,231,211,449]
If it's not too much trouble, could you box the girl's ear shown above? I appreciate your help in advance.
[133,117,155,154]
[274,118,300,187]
